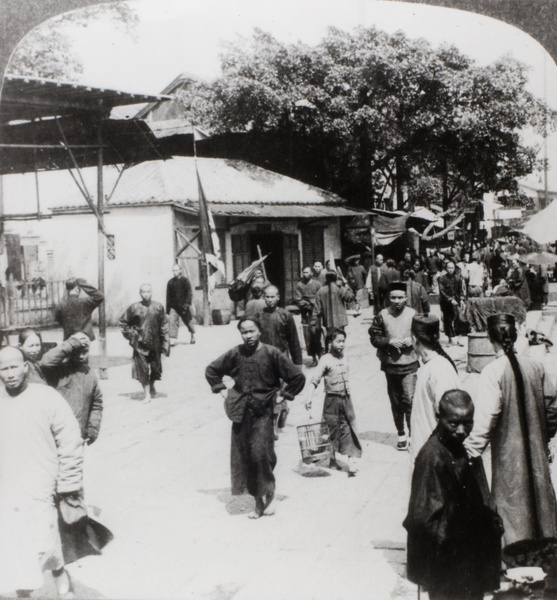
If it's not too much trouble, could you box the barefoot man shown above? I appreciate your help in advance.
[205,316,305,519]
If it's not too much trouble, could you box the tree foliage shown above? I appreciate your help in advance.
[177,27,555,217]
[8,3,138,82]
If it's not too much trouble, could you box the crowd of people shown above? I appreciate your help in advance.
[2,240,557,598]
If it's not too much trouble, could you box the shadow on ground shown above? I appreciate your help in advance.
[118,392,168,400]
[372,540,407,579]
[360,431,398,448]
[199,488,288,516]
[89,356,130,369]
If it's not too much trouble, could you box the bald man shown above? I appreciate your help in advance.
[119,284,170,402]
[0,346,83,596]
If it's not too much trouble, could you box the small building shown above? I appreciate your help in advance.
[2,156,361,324]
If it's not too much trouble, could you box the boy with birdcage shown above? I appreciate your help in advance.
[306,328,362,476]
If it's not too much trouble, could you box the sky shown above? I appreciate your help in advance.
[36,0,557,189]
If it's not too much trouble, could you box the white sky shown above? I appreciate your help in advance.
[40,0,557,188]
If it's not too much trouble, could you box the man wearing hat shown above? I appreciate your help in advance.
[409,315,461,465]
[369,281,418,450]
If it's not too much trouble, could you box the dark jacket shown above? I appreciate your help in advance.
[166,275,193,313]
[40,338,103,443]
[55,279,104,341]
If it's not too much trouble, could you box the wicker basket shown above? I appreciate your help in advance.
[297,421,333,465]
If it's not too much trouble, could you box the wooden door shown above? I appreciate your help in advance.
[283,233,300,304]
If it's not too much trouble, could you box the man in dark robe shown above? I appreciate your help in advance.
[438,260,467,345]
[378,259,401,308]
[205,316,305,519]
[294,267,323,366]
[40,332,103,445]
[507,256,531,308]
[55,277,104,341]
[404,390,502,600]
[166,264,195,346]
[119,284,170,402]
[313,271,353,336]
[368,254,388,314]
[256,285,303,438]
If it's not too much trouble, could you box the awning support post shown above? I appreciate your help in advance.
[97,123,108,380]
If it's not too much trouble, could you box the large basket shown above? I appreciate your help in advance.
[297,421,333,464]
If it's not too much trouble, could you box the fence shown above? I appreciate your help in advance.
[0,278,66,332]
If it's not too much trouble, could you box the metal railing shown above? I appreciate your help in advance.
[0,279,66,331]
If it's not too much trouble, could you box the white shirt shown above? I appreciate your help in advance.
[410,353,462,465]
[468,261,487,287]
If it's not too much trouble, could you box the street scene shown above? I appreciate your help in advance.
[3,1,557,599]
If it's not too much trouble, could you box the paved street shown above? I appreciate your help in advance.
[23,301,557,600]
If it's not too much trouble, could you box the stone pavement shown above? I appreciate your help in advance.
[21,301,557,600]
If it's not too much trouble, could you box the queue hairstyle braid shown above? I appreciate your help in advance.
[432,340,458,373]
[487,316,525,407]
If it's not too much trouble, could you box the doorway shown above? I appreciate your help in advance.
[250,232,284,298]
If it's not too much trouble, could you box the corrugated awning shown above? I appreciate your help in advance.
[195,202,362,218]
[1,74,169,123]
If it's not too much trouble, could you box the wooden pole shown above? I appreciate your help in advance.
[193,128,211,326]
[257,244,267,281]
[97,123,107,379]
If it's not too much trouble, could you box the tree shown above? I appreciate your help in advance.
[176,27,556,237]
[8,3,137,81]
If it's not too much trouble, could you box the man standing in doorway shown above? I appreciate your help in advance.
[312,261,327,285]
[166,264,196,346]
[120,284,170,402]
[369,281,418,451]
[55,277,104,341]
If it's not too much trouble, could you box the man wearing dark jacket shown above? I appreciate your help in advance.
[40,332,103,445]
[166,264,195,346]
[55,277,104,341]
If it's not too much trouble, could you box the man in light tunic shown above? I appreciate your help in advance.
[409,315,461,465]
[0,346,83,597]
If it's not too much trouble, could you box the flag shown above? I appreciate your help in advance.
[196,165,225,291]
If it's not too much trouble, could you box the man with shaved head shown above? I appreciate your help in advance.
[119,284,170,402]
[0,346,84,596]
[254,285,302,438]
[404,390,502,600]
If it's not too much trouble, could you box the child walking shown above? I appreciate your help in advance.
[306,328,362,476]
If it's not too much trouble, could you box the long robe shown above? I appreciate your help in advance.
[410,354,461,465]
[465,352,557,546]
[294,278,323,357]
[404,432,502,598]
[313,282,352,331]
[205,343,305,497]
[119,300,170,385]
[257,307,303,365]
[0,384,83,593]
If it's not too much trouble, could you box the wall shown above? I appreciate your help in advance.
[7,205,174,325]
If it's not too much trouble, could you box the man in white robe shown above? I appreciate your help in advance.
[0,346,83,596]
[409,315,461,466]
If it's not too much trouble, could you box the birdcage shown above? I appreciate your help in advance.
[297,420,333,464]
